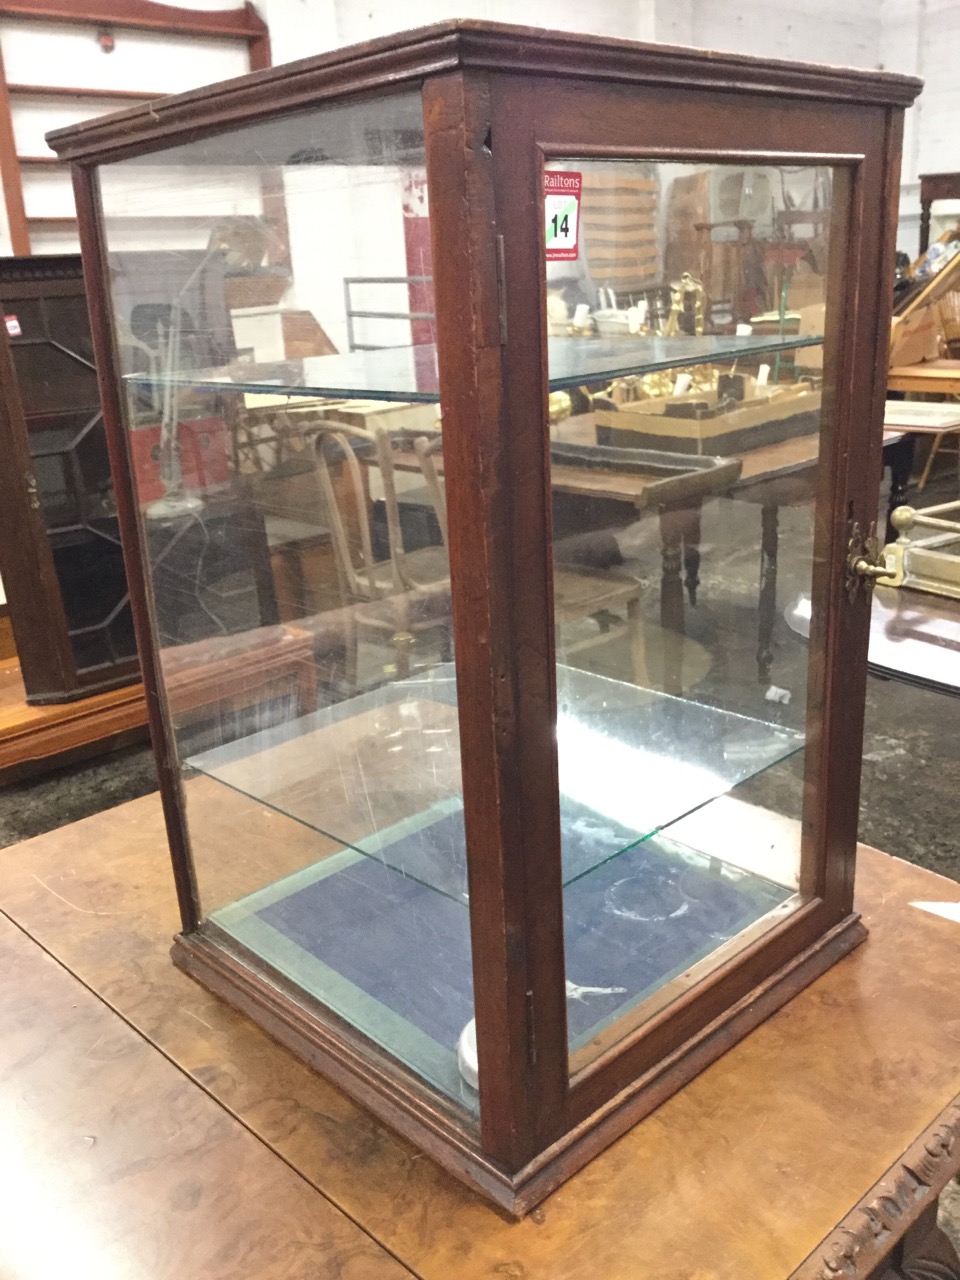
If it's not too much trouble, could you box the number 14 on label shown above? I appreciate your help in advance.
[544,170,582,262]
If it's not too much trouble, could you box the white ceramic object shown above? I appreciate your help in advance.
[457,1017,478,1090]
[457,982,627,1089]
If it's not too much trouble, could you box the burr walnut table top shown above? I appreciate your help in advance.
[1,790,959,1279]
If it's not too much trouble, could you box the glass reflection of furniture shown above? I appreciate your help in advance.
[49,23,918,1215]
[0,255,138,703]
[888,239,960,397]
[918,171,960,256]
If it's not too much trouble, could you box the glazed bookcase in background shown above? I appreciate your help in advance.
[47,21,920,1214]
[0,254,138,702]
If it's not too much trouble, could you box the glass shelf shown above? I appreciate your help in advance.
[127,333,825,406]
[187,665,803,906]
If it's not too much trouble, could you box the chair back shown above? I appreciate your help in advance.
[315,422,447,599]
[413,433,448,546]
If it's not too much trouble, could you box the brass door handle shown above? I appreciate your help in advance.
[845,521,895,599]
[851,556,894,580]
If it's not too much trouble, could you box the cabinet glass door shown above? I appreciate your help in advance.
[541,158,838,1071]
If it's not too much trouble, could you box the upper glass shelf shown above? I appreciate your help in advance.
[126,333,824,406]
[186,664,803,907]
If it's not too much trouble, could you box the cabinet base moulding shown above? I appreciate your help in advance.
[172,910,866,1216]
[0,658,147,775]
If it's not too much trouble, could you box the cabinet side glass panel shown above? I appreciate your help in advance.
[542,159,835,1072]
[95,93,479,1114]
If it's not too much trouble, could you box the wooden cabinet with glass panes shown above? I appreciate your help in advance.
[0,255,139,702]
[47,22,920,1214]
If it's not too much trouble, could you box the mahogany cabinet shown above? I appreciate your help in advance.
[0,255,138,702]
[47,22,920,1214]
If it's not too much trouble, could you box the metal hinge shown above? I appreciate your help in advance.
[495,233,507,346]
[845,519,895,601]
[25,471,40,512]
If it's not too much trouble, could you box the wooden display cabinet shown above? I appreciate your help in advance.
[0,254,139,703]
[48,22,919,1214]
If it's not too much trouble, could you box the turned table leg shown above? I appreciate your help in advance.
[657,500,704,694]
[757,502,779,686]
[884,433,916,546]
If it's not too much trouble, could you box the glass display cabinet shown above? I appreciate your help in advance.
[48,22,920,1214]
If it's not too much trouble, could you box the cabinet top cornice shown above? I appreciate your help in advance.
[47,18,922,166]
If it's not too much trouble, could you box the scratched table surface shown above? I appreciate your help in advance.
[1,790,959,1280]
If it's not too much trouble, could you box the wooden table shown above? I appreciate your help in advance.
[388,422,911,689]
[883,397,960,490]
[2,791,960,1278]
[888,358,960,397]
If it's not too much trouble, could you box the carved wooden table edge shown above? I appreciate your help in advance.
[790,1094,960,1279]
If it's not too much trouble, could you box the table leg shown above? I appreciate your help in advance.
[659,505,686,696]
[682,503,702,606]
[757,503,779,686]
[884,433,916,546]
[919,197,932,255]
[917,431,944,491]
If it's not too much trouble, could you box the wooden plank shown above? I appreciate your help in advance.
[0,911,414,1280]
[3,755,960,1276]
[0,42,29,253]
[0,615,15,660]
[7,82,163,101]
[423,69,551,1170]
[0,0,268,42]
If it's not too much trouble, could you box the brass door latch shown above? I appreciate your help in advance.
[845,520,895,600]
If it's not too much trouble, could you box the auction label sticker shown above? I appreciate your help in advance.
[544,170,582,262]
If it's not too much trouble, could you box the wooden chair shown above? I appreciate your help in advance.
[411,433,647,685]
[314,423,449,601]
[314,424,452,683]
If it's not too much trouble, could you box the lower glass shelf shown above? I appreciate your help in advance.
[190,664,802,1108]
[187,664,804,904]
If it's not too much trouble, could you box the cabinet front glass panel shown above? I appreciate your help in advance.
[97,92,480,1115]
[543,159,836,1072]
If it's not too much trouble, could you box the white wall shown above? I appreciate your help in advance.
[879,0,960,254]
[0,11,251,255]
[259,0,656,55]
[666,0,882,65]
[251,0,958,259]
